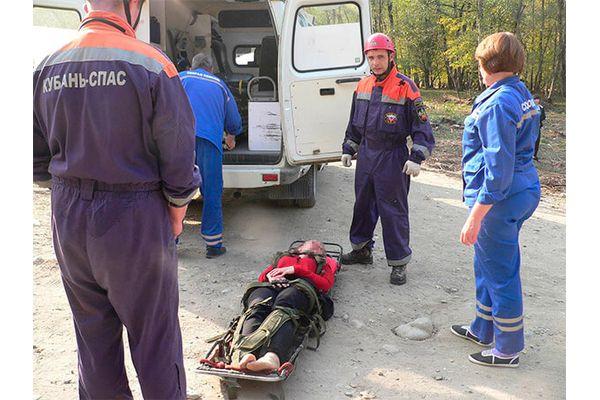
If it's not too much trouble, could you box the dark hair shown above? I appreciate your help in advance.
[533,94,541,100]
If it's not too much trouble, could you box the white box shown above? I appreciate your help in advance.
[248,102,282,151]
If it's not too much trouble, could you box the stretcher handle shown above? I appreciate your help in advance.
[288,240,343,263]
[277,362,295,378]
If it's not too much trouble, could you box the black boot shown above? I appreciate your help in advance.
[389,264,407,285]
[206,246,227,259]
[340,247,373,265]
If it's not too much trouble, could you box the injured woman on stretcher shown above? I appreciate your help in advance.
[203,240,339,374]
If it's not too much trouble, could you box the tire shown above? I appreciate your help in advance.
[274,199,295,207]
[294,166,316,208]
[295,194,315,208]
[269,166,317,208]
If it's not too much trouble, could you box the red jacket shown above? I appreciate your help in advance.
[258,255,338,292]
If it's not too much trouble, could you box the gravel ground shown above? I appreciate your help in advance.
[33,165,565,400]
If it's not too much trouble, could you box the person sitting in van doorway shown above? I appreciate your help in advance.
[180,53,243,258]
[340,33,435,286]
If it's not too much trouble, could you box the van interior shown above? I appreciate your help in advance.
[149,0,281,165]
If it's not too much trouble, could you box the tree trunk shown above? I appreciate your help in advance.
[513,0,525,38]
[378,0,384,32]
[476,0,484,42]
[433,0,453,89]
[387,0,394,33]
[534,0,546,93]
[548,0,566,100]
[556,0,566,97]
[547,25,560,101]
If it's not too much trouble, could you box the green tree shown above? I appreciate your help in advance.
[371,0,566,97]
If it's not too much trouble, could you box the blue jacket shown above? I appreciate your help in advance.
[462,75,540,206]
[179,68,242,151]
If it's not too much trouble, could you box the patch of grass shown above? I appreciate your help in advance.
[419,89,566,196]
[422,89,474,124]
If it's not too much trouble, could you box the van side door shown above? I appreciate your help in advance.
[274,0,371,165]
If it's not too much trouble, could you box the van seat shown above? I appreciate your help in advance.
[258,36,277,92]
[227,73,254,84]
[211,26,253,84]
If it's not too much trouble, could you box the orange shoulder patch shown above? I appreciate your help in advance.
[356,75,375,95]
[395,73,422,100]
[405,85,422,101]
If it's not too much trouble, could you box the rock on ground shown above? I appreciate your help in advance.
[392,317,434,340]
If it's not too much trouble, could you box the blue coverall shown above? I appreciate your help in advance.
[342,69,435,266]
[180,68,242,248]
[33,12,200,399]
[462,75,541,355]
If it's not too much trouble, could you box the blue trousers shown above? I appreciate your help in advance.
[195,137,224,248]
[469,186,540,354]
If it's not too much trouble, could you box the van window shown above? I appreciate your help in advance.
[293,2,363,72]
[33,6,81,67]
[33,6,80,30]
[234,45,261,67]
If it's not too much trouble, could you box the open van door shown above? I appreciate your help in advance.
[275,0,371,165]
[33,0,84,66]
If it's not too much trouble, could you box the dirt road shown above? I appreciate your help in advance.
[33,165,566,400]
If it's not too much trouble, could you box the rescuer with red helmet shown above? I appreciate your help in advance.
[340,33,435,286]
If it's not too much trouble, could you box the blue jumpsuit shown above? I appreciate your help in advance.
[342,69,435,266]
[462,75,541,355]
[180,68,242,248]
[33,12,200,399]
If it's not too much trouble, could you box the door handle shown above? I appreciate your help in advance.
[320,88,335,96]
[335,77,361,84]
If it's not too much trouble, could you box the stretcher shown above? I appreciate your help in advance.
[196,241,343,399]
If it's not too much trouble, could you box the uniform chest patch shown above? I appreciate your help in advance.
[384,112,398,125]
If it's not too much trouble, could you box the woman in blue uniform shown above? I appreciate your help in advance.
[451,32,541,368]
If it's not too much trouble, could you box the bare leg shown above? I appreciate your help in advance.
[237,353,256,369]
[246,352,280,372]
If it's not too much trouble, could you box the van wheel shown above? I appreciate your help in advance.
[274,199,295,207]
[295,196,315,208]
[295,166,316,208]
[269,166,317,208]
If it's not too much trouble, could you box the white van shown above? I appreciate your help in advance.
[33,0,372,207]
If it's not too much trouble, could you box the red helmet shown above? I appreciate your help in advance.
[364,33,396,56]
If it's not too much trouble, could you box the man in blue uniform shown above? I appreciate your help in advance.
[180,52,243,258]
[33,0,200,397]
[340,33,435,286]
[452,32,541,367]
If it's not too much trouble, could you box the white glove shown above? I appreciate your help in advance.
[402,160,421,177]
[341,154,353,167]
